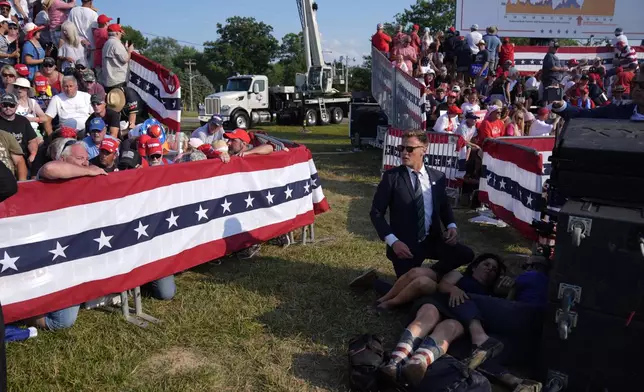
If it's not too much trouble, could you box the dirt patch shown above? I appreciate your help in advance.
[146,346,205,375]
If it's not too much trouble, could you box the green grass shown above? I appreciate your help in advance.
[6,124,531,392]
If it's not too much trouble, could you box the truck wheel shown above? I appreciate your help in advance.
[232,111,250,129]
[330,107,344,124]
[318,109,330,125]
[305,109,318,126]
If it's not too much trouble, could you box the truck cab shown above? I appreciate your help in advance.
[199,75,271,129]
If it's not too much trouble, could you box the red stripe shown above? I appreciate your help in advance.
[0,147,313,218]
[130,52,180,96]
[498,136,555,153]
[146,105,181,132]
[515,46,644,54]
[1,211,315,323]
[313,198,330,215]
[482,139,544,174]
[479,191,538,241]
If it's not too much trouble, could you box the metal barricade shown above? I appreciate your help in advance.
[425,131,465,204]
[371,46,395,122]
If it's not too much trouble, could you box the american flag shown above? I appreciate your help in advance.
[128,52,182,131]
[513,45,644,75]
[478,137,554,240]
[0,148,329,323]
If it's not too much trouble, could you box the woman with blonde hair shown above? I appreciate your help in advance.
[58,21,86,71]
[505,110,525,136]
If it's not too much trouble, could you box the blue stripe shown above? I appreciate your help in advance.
[482,165,543,213]
[0,174,321,278]
[543,163,552,175]
[128,71,182,111]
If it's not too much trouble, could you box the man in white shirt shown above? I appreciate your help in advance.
[465,24,483,55]
[67,0,98,64]
[44,76,93,134]
[433,105,461,133]
[102,24,133,90]
[192,114,225,144]
[529,107,559,136]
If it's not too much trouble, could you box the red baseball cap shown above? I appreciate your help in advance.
[59,126,77,139]
[97,14,112,25]
[34,75,49,93]
[224,128,251,144]
[145,138,163,156]
[447,105,463,115]
[14,64,29,77]
[100,139,119,154]
[537,107,550,116]
[0,1,10,7]
[107,24,124,33]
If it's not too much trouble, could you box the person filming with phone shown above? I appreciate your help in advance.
[101,23,134,92]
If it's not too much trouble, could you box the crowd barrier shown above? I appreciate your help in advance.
[0,147,329,323]
[478,136,555,241]
[371,46,426,131]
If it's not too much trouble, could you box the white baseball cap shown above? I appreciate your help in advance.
[471,24,479,30]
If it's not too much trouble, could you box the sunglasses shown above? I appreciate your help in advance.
[1,103,15,108]
[43,64,55,68]
[149,154,162,160]
[395,145,424,153]
[1,73,15,78]
[91,102,104,106]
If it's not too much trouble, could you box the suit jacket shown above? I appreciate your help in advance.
[370,165,456,252]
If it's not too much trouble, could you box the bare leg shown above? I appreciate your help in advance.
[380,304,441,379]
[379,276,437,310]
[402,319,465,385]
[469,319,489,346]
[377,267,436,303]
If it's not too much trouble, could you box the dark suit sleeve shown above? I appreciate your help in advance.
[0,161,17,202]
[370,171,395,241]
[437,172,456,228]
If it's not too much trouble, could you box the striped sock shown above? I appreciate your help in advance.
[389,329,422,365]
[408,337,445,366]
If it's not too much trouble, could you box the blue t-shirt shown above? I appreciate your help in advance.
[483,34,501,61]
[514,270,549,306]
[82,135,118,160]
[22,41,45,81]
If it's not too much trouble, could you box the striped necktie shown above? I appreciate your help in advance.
[413,171,426,242]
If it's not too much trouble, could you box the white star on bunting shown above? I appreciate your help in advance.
[134,221,149,239]
[304,182,311,193]
[526,194,533,206]
[195,205,209,221]
[244,194,255,208]
[94,231,113,251]
[284,186,293,199]
[499,179,506,189]
[49,241,69,261]
[221,198,232,213]
[266,191,275,204]
[166,211,180,228]
[0,251,19,273]
[311,178,317,187]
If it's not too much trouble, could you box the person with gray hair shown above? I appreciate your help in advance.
[46,136,76,161]
[38,140,106,181]
[44,74,93,135]
[101,23,133,91]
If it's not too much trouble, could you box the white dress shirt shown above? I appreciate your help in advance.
[384,166,457,247]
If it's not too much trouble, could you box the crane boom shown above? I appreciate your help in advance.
[296,0,325,68]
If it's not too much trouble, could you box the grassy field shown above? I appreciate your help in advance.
[6,123,531,392]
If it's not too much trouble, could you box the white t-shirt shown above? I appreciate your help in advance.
[432,114,459,133]
[457,122,478,142]
[45,91,93,131]
[191,124,224,145]
[67,6,98,48]
[465,31,483,54]
[525,76,540,91]
[59,43,87,70]
[461,102,480,114]
[529,119,554,136]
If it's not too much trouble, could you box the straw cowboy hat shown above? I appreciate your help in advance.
[106,88,126,112]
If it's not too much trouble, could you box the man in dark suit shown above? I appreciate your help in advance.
[351,130,474,295]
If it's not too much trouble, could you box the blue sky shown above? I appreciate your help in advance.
[96,0,407,65]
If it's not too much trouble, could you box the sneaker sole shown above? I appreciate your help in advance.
[401,361,427,386]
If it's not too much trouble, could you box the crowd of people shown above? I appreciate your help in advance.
[0,0,283,334]
[367,22,644,389]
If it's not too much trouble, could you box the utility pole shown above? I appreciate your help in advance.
[185,59,197,113]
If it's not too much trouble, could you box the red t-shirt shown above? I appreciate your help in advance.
[616,71,635,95]
[372,31,392,53]
[93,28,109,68]
[477,119,505,144]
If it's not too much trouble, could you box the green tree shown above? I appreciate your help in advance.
[394,0,456,33]
[275,32,306,86]
[177,69,214,112]
[203,17,279,80]
[122,25,148,51]
[348,56,372,92]
[143,37,183,70]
